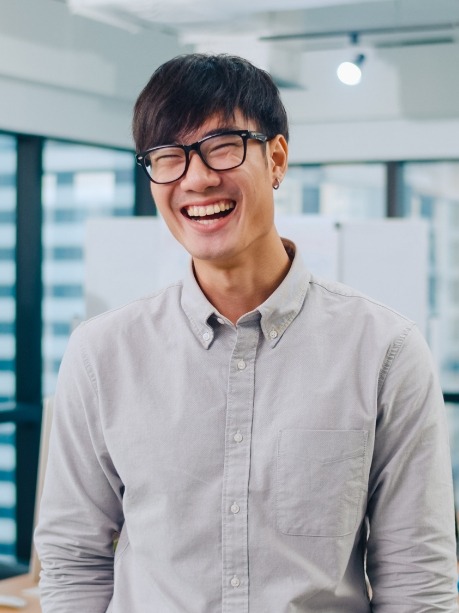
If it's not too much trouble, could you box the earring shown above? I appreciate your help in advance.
[273,178,280,190]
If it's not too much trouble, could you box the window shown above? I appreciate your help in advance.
[447,404,459,519]
[403,162,459,392]
[275,164,386,219]
[0,135,16,403]
[42,141,135,396]
[0,134,17,560]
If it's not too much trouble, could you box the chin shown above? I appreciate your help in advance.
[190,246,237,265]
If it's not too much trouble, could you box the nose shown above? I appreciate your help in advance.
[179,151,221,191]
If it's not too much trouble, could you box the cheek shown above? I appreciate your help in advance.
[150,189,174,217]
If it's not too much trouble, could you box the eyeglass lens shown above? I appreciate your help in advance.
[144,133,246,183]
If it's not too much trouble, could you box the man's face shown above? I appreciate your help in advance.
[149,110,288,267]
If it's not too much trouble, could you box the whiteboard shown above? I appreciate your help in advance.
[85,217,188,318]
[85,216,428,335]
[275,214,339,280]
[339,219,428,336]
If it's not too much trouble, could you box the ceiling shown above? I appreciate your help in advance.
[63,0,459,42]
[61,0,459,87]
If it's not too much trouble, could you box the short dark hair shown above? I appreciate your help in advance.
[132,53,289,152]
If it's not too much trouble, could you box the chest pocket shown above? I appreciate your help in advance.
[277,429,368,537]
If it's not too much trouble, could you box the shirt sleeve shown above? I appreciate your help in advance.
[366,324,458,612]
[34,325,124,613]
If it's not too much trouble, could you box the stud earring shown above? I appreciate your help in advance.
[273,178,280,190]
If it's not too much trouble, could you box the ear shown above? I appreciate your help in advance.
[267,134,288,183]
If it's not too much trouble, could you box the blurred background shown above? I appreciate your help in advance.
[1,0,459,571]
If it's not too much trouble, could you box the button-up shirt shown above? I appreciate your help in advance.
[35,243,458,612]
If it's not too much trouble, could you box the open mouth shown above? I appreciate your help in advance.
[181,201,236,223]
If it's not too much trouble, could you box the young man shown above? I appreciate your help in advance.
[35,54,458,612]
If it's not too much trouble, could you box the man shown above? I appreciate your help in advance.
[35,54,458,612]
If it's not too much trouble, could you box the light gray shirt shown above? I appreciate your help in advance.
[35,243,458,612]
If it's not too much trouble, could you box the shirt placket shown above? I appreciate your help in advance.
[222,321,259,613]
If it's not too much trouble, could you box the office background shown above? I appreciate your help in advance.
[1,0,459,569]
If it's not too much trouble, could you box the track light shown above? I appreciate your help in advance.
[337,53,365,86]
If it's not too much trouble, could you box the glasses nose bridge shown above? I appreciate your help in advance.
[183,140,211,171]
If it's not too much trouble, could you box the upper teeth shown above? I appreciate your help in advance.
[185,202,235,217]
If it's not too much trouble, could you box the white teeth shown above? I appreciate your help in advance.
[185,202,235,218]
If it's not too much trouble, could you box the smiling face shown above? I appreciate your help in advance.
[150,110,288,269]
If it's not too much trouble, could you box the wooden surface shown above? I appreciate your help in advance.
[0,574,40,612]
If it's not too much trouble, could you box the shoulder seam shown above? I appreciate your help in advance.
[76,328,99,399]
[310,278,413,324]
[81,282,183,328]
[377,323,416,395]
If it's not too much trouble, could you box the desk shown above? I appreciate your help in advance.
[0,574,40,612]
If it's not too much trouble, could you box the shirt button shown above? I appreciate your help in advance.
[230,576,240,588]
[269,329,278,339]
[217,317,225,325]
[230,503,240,514]
[202,332,210,341]
[234,431,243,443]
[237,359,246,370]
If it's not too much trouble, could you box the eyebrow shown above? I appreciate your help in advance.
[202,125,240,138]
[174,125,243,145]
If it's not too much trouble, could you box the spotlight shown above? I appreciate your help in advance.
[337,53,365,86]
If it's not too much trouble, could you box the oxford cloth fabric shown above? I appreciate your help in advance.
[35,244,458,612]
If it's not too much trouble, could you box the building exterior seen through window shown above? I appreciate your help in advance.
[0,134,17,560]
[274,164,386,219]
[402,162,459,393]
[42,141,135,397]
[0,135,16,403]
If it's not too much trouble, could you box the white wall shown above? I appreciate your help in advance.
[0,0,187,148]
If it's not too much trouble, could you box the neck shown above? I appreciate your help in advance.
[193,234,292,324]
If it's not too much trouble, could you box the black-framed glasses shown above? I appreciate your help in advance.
[135,130,268,184]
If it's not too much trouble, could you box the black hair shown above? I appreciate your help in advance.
[132,53,289,152]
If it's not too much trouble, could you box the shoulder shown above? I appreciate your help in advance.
[72,281,184,352]
[307,273,414,329]
[304,274,421,376]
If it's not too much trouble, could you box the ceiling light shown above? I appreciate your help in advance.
[337,53,365,86]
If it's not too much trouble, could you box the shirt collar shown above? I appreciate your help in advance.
[257,240,310,347]
[181,239,310,349]
[181,261,217,349]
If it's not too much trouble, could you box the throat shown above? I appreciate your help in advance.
[193,234,293,323]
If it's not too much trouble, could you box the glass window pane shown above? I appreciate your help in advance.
[0,135,16,404]
[403,162,459,392]
[275,164,386,219]
[0,134,16,562]
[42,141,135,397]
[0,422,16,562]
[446,403,459,538]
